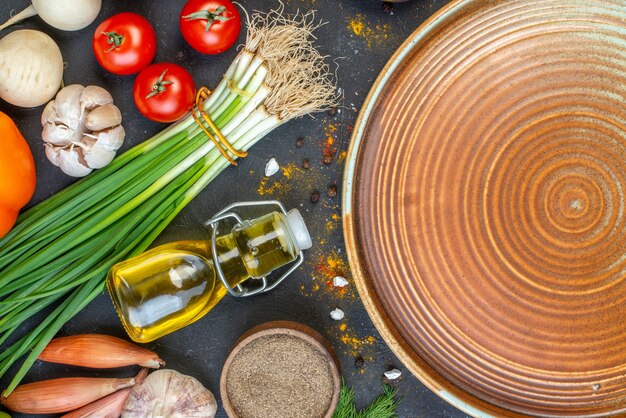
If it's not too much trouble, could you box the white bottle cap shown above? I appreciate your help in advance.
[285,209,312,251]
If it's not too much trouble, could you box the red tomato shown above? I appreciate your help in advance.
[133,63,197,123]
[93,12,157,75]
[179,0,241,55]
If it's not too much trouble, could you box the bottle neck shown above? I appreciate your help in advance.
[212,212,300,286]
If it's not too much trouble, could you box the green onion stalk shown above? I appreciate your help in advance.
[0,7,336,394]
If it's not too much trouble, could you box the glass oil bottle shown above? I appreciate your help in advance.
[107,205,312,343]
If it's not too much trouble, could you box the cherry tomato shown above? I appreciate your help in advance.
[133,63,196,123]
[93,12,157,75]
[179,0,241,55]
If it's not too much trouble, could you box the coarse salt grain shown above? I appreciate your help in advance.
[333,276,348,288]
[384,369,402,380]
[330,308,344,321]
[265,158,279,177]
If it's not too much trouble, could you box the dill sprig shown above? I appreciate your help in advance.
[333,383,359,418]
[333,381,402,418]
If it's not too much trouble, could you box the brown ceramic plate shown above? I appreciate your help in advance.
[343,0,626,416]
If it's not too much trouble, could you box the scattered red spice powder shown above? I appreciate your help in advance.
[322,124,341,162]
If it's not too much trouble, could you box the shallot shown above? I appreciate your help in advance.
[39,334,164,369]
[61,369,148,418]
[1,376,136,414]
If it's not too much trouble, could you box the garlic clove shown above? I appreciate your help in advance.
[83,142,116,169]
[79,135,98,151]
[42,122,73,146]
[85,104,122,132]
[44,144,61,167]
[94,125,125,151]
[58,147,93,177]
[41,100,57,126]
[81,85,114,111]
[384,368,402,380]
[122,369,217,418]
[53,84,85,130]
[265,157,280,176]
[81,125,125,168]
[330,308,345,321]
[333,276,349,288]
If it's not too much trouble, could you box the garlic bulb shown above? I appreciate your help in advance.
[122,369,217,418]
[41,84,124,177]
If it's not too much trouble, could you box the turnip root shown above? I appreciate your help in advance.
[0,0,102,32]
[0,29,63,108]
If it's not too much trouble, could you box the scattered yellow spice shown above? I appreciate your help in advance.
[346,14,393,49]
[341,333,376,350]
[348,18,364,36]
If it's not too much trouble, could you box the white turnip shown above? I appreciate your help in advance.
[0,29,63,108]
[0,0,102,32]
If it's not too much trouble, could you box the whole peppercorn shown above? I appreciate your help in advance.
[310,190,321,203]
[382,2,393,14]
[323,155,334,165]
[295,137,305,147]
[327,107,338,117]
[355,355,365,368]
[302,158,311,169]
[327,184,338,197]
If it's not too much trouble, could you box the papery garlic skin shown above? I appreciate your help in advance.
[41,84,124,177]
[122,369,217,418]
[54,84,84,131]
[81,85,113,110]
[85,104,122,132]
[44,145,61,167]
[58,147,93,178]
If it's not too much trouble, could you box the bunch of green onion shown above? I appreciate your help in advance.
[0,7,336,394]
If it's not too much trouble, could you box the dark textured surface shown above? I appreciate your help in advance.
[0,1,465,417]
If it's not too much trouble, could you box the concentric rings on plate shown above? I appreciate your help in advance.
[344,0,626,416]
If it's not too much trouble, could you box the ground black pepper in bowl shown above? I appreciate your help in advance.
[222,330,338,418]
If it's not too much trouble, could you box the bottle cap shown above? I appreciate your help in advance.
[285,209,312,251]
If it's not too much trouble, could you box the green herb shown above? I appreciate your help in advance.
[0,8,336,395]
[333,383,358,418]
[333,382,402,418]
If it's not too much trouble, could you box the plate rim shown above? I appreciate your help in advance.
[341,1,526,416]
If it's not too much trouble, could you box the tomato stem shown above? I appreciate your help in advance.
[146,69,175,99]
[103,31,124,53]
[182,6,233,31]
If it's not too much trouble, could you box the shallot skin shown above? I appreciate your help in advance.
[39,334,164,369]
[62,369,149,418]
[1,376,135,414]
[62,387,133,418]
